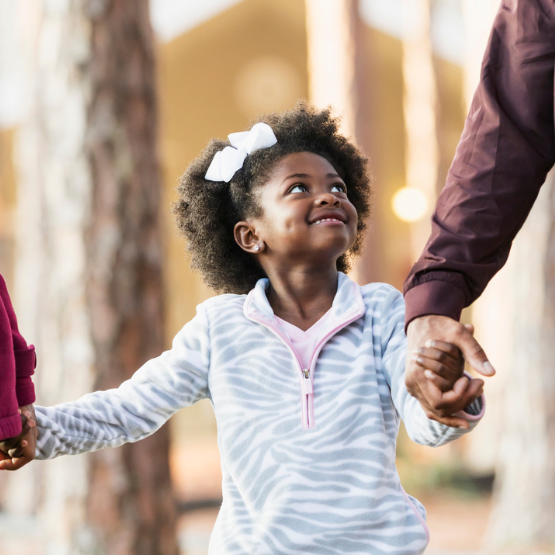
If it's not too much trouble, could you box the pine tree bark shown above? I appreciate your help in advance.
[84,2,177,554]
[12,0,178,553]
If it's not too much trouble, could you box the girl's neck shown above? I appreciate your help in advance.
[265,266,338,331]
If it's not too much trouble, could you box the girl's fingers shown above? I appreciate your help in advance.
[0,456,27,471]
[422,369,455,392]
[416,346,463,370]
[412,352,461,380]
[423,339,461,359]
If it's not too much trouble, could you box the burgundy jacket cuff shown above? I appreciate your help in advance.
[14,346,36,378]
[404,280,466,331]
[0,413,22,440]
[14,347,36,405]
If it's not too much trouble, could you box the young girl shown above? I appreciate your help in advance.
[4,104,484,554]
[0,272,36,464]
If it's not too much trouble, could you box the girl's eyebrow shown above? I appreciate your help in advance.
[282,172,341,183]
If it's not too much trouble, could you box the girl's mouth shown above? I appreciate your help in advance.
[310,218,344,225]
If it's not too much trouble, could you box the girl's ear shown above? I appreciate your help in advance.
[234,221,264,253]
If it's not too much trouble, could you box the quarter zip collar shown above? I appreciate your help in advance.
[243,271,365,330]
[244,272,366,430]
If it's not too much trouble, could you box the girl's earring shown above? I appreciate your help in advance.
[254,244,261,252]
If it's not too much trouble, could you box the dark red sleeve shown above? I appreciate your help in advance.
[0,278,20,440]
[0,274,36,437]
[404,0,555,328]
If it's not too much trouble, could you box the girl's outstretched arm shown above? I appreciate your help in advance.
[34,305,210,460]
[379,289,484,447]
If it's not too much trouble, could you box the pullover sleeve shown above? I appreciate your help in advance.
[404,0,555,327]
[34,304,211,460]
[380,288,484,448]
[0,274,36,440]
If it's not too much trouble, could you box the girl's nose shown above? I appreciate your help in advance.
[315,192,340,206]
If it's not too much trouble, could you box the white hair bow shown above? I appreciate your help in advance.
[205,122,277,182]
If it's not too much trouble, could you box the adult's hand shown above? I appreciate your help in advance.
[405,315,495,428]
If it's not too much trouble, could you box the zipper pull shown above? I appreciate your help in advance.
[302,369,313,394]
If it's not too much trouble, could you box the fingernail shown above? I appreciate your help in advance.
[28,420,35,428]
[424,370,434,379]
[21,441,27,448]
[425,340,434,348]
[483,361,496,375]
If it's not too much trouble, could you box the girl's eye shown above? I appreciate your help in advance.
[289,184,307,193]
[331,183,346,193]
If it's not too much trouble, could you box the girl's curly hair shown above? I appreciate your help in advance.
[173,101,372,294]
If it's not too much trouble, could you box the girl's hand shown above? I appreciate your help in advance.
[0,406,37,471]
[411,340,465,392]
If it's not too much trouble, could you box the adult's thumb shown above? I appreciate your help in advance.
[458,329,496,376]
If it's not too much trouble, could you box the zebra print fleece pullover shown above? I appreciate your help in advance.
[34,273,484,554]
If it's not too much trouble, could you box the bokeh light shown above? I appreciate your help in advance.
[391,187,428,222]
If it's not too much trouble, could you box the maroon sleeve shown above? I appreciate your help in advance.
[404,0,555,328]
[0,274,36,415]
[0,276,21,439]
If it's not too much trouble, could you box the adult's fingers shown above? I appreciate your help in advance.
[454,328,496,376]
[440,376,484,410]
[424,375,484,416]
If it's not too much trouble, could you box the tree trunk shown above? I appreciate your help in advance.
[400,0,438,259]
[304,0,377,284]
[13,1,178,553]
[484,174,555,551]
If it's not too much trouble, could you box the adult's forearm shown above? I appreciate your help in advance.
[404,0,555,326]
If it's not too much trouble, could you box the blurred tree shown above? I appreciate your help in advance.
[400,0,438,259]
[12,0,178,553]
[483,173,555,551]
[304,0,378,284]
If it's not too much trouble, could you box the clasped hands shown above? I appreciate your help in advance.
[0,405,37,471]
[406,315,495,429]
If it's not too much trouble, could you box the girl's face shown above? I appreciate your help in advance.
[235,151,358,269]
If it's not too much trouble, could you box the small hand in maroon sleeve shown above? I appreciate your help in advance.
[0,406,37,471]
[405,317,491,428]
